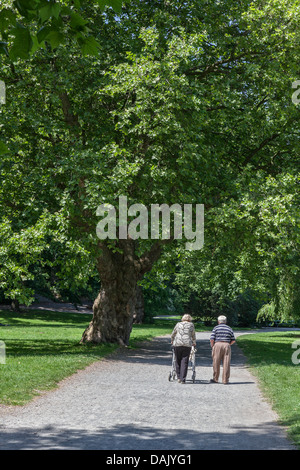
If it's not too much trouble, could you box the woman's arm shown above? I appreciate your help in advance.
[170,324,178,343]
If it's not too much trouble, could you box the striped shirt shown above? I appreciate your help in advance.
[210,324,235,344]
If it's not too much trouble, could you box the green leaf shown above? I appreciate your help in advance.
[96,0,123,13]
[36,25,53,43]
[0,142,9,155]
[70,12,88,31]
[37,25,64,49]
[13,0,39,18]
[0,41,9,56]
[0,9,17,33]
[79,36,100,56]
[30,34,43,53]
[39,3,61,23]
[9,23,33,60]
[73,0,82,8]
[46,30,64,49]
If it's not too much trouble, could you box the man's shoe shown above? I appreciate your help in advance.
[177,379,181,383]
[210,379,218,383]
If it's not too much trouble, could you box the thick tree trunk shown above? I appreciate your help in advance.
[81,283,136,346]
[80,239,164,346]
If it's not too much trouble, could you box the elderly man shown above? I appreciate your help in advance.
[210,315,235,384]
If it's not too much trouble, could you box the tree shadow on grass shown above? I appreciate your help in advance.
[0,309,92,327]
[3,338,117,359]
[237,335,300,367]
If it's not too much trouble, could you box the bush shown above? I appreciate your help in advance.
[183,290,263,327]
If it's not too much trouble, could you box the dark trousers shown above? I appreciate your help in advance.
[174,346,191,382]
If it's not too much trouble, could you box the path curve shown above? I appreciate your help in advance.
[0,331,296,450]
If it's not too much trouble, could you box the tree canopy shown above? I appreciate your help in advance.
[0,0,299,340]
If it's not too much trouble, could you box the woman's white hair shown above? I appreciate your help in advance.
[181,314,192,322]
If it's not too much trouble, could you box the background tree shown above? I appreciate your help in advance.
[176,173,300,325]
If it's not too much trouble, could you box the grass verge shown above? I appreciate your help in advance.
[0,309,179,406]
[237,331,300,449]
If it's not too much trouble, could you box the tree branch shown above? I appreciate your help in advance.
[139,238,172,278]
[184,51,264,78]
[242,133,280,166]
[59,91,80,127]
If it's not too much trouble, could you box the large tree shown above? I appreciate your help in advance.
[1,0,299,344]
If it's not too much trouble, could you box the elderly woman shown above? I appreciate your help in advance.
[171,314,196,383]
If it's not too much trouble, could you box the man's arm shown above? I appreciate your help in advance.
[210,327,216,348]
[230,330,235,345]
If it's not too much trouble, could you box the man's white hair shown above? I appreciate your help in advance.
[218,315,227,323]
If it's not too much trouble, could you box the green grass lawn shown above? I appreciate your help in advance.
[0,309,177,406]
[237,331,300,449]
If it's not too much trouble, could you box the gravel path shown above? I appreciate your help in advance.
[0,331,296,450]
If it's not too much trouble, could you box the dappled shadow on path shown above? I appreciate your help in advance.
[113,335,247,369]
[104,335,256,386]
[0,421,294,450]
